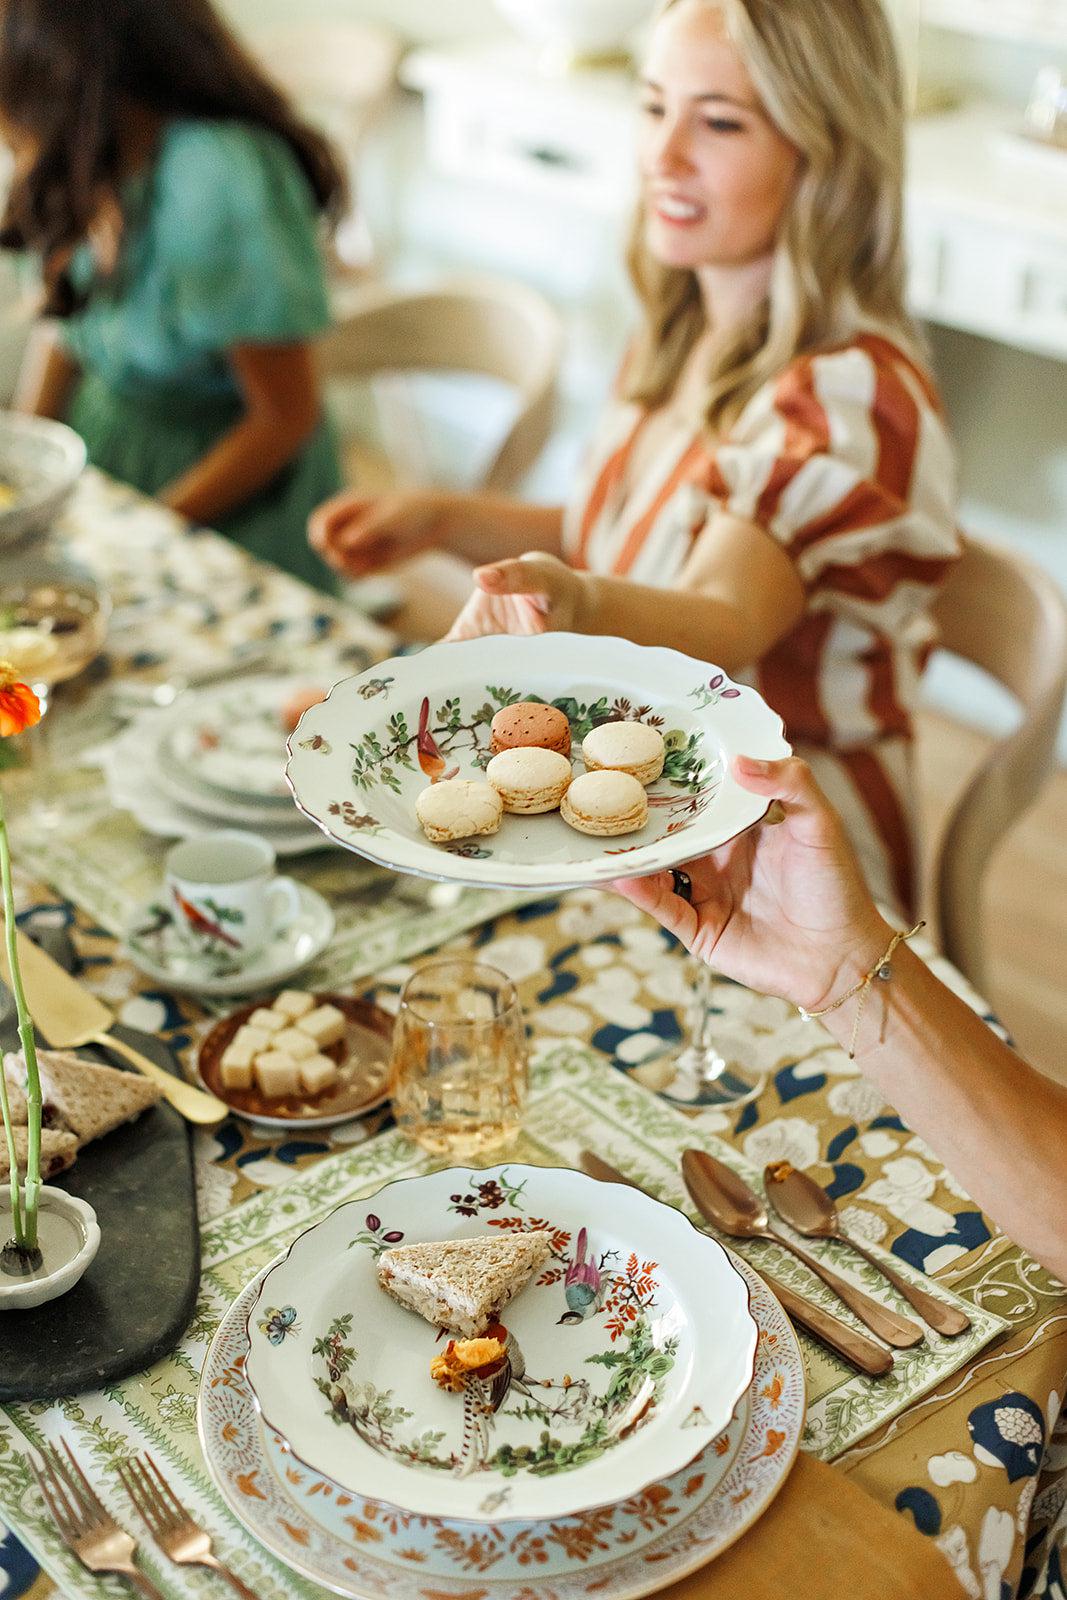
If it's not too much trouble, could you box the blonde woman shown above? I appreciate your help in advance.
[310,0,959,914]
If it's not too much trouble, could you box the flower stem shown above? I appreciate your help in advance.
[0,790,39,1249]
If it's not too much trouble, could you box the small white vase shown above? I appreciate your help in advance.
[0,1186,100,1310]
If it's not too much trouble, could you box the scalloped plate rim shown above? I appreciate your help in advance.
[284,634,790,890]
[243,1162,759,1523]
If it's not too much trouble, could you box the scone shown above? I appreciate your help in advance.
[486,747,572,814]
[561,770,649,836]
[416,779,503,843]
[582,720,666,786]
[490,701,571,757]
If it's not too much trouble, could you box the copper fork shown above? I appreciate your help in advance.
[30,1439,166,1600]
[118,1451,258,1598]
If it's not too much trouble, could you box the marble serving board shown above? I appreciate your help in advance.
[0,932,199,1402]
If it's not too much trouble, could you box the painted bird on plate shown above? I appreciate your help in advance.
[417,696,459,783]
[558,1228,604,1324]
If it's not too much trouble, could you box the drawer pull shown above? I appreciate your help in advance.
[519,144,585,172]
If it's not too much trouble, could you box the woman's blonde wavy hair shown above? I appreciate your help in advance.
[625,0,923,433]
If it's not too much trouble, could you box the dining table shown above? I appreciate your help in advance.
[0,468,1065,1600]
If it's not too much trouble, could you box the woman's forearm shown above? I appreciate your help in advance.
[821,938,1067,1279]
[161,412,314,527]
[14,325,79,420]
[441,496,564,566]
[577,571,767,675]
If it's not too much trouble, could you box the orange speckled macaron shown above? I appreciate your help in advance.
[489,701,571,757]
[560,770,648,837]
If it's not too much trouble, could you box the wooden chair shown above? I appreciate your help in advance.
[316,276,564,637]
[930,536,1067,990]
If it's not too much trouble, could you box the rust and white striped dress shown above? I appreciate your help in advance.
[562,333,960,915]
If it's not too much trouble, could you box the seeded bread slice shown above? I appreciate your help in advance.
[0,1126,78,1180]
[1,1055,28,1123]
[377,1232,551,1338]
[3,1048,161,1145]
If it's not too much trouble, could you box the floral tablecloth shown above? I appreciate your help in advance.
[1,474,1065,1599]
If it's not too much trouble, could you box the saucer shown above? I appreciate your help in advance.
[197,992,392,1130]
[121,881,335,997]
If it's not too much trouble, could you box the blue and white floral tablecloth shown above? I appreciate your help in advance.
[1,473,1065,1599]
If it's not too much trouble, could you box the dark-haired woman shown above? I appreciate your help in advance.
[1,0,346,590]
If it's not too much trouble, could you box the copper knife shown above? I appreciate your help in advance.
[579,1150,893,1378]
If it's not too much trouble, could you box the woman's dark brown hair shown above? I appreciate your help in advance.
[0,0,347,314]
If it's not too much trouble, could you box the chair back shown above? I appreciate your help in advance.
[251,21,401,135]
[930,536,1067,989]
[318,276,564,492]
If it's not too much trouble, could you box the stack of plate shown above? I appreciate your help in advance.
[102,674,333,856]
[199,1164,806,1597]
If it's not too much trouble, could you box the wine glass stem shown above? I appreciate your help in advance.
[677,958,764,1107]
[690,961,716,1057]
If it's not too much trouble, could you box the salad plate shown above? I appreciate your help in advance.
[243,1163,758,1523]
[155,673,321,806]
[200,1249,803,1599]
[285,633,789,890]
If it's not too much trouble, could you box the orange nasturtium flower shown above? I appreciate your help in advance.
[0,663,41,738]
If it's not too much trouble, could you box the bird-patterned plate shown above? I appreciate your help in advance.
[155,674,323,807]
[285,633,790,891]
[244,1163,757,1522]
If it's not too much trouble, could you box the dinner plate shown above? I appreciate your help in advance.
[243,1163,758,1522]
[155,674,317,807]
[101,720,334,854]
[121,882,335,996]
[197,992,392,1130]
[286,634,789,890]
[199,1251,803,1600]
[151,752,306,827]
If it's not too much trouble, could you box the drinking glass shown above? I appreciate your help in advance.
[391,958,528,1160]
[666,957,766,1109]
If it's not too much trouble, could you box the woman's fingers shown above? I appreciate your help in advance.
[612,869,701,950]
[732,755,839,846]
[307,490,368,551]
[444,589,549,641]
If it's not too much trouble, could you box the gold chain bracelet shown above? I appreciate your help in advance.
[797,920,925,1059]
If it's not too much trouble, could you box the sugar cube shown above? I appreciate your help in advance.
[300,1053,339,1095]
[221,1026,269,1071]
[273,989,315,1021]
[219,1056,253,1091]
[296,1003,346,1048]
[254,1051,302,1098]
[273,1027,317,1061]
[248,1008,285,1034]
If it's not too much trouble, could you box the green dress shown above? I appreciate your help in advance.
[61,118,343,591]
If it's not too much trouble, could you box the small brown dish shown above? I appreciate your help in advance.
[197,992,392,1130]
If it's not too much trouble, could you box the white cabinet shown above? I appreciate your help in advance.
[906,106,1067,361]
[402,47,1067,364]
[402,44,636,215]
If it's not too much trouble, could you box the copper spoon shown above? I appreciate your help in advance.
[764,1163,971,1337]
[681,1149,924,1348]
